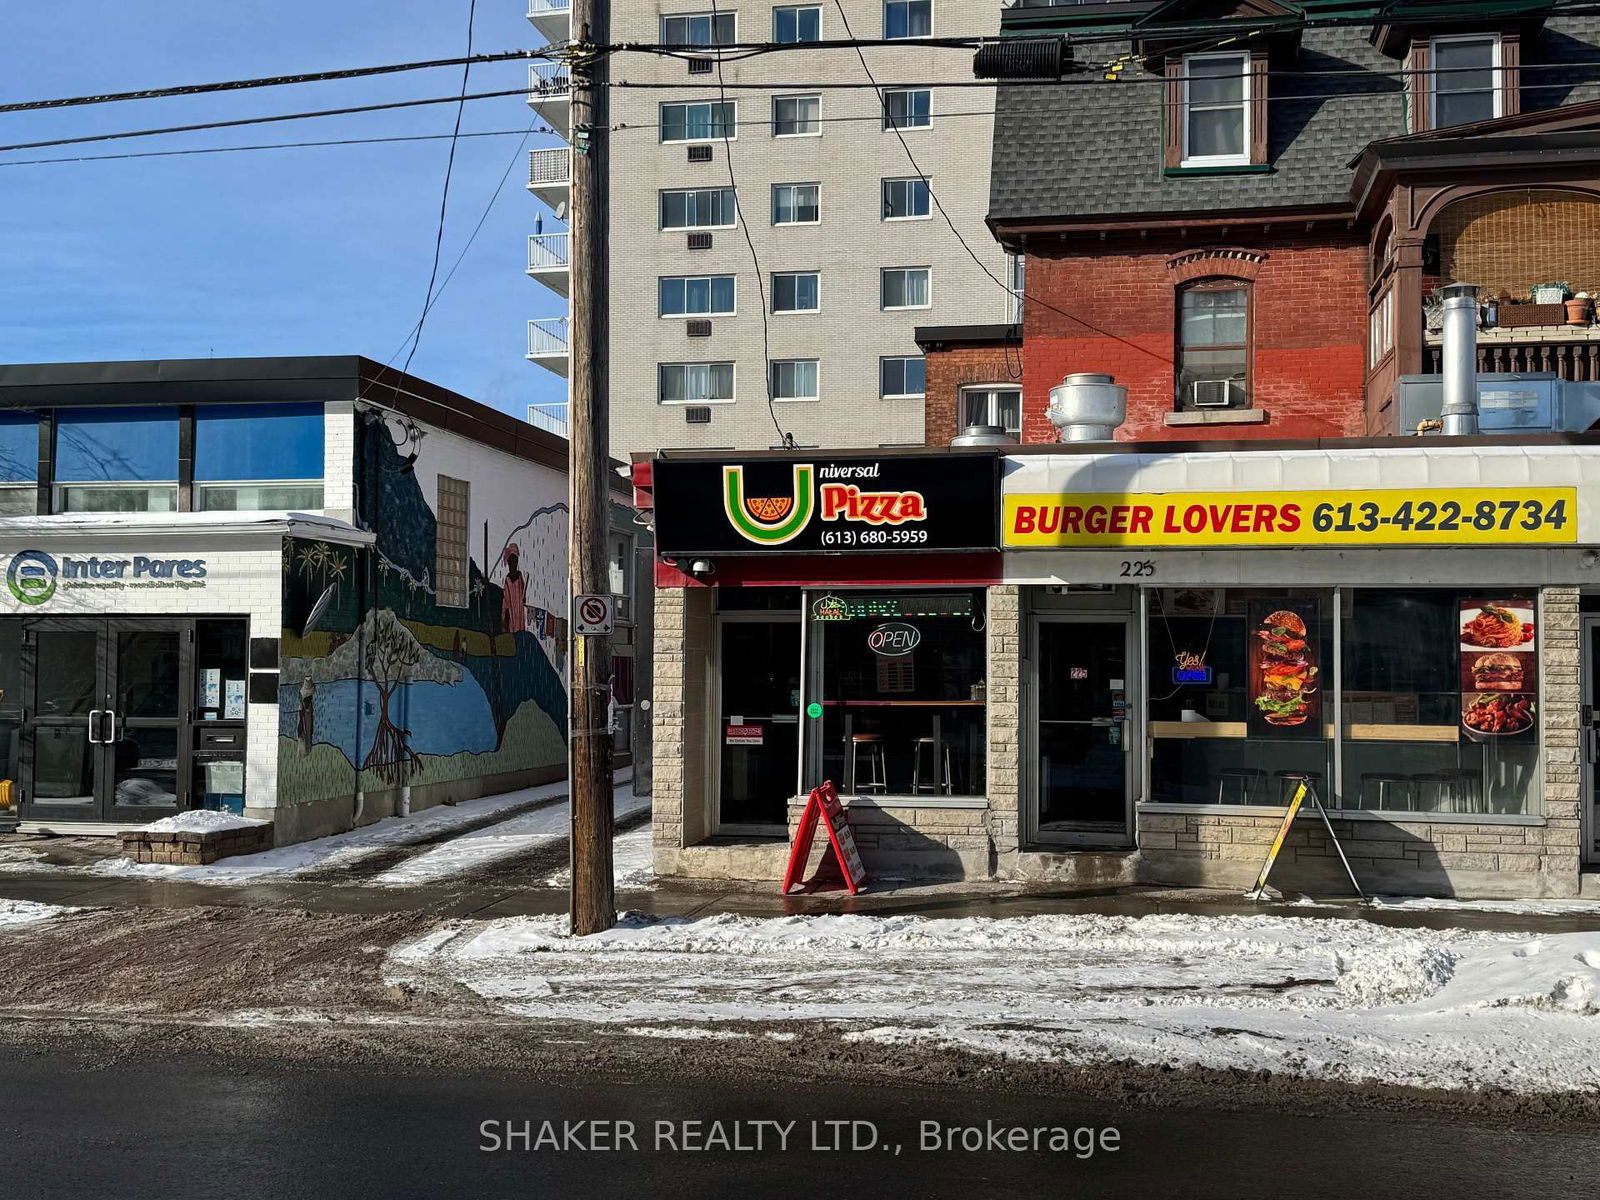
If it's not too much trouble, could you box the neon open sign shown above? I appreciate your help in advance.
[867,622,921,657]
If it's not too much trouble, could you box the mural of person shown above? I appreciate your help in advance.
[298,676,315,753]
[500,543,529,634]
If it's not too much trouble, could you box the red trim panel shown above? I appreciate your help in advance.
[655,553,1002,589]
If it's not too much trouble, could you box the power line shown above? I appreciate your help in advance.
[397,0,478,382]
[0,51,552,116]
[709,0,792,449]
[0,128,549,168]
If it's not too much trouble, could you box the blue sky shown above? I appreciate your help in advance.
[0,1,567,418]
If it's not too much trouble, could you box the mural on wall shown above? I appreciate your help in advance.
[277,413,574,810]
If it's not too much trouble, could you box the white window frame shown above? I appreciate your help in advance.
[658,361,737,406]
[659,187,739,230]
[879,355,926,400]
[659,101,738,144]
[882,87,932,130]
[882,177,931,221]
[771,182,820,226]
[769,359,820,403]
[1180,51,1250,168]
[773,4,821,43]
[771,271,821,314]
[884,0,932,40]
[772,94,821,138]
[658,274,738,319]
[196,480,327,512]
[660,11,737,46]
[959,385,1023,437]
[880,267,932,311]
[1428,33,1504,129]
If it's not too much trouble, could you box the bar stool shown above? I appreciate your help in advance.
[1410,773,1450,813]
[1274,769,1322,805]
[1361,772,1413,811]
[911,736,954,795]
[850,734,887,795]
[1216,768,1267,806]
[1440,768,1484,814]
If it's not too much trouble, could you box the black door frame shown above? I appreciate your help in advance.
[19,616,194,824]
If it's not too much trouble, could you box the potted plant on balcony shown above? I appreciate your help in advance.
[1533,281,1571,305]
[1566,291,1595,326]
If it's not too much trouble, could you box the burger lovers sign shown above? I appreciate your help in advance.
[652,455,998,556]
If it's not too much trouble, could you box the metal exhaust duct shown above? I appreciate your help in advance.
[1439,282,1481,437]
[1047,373,1127,442]
[950,423,1016,447]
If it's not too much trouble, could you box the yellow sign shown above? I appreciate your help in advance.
[1004,487,1578,548]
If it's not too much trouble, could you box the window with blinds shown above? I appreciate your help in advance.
[435,475,471,609]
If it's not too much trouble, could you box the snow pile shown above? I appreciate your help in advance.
[1372,896,1600,917]
[386,911,1600,1094]
[0,899,72,927]
[143,811,268,834]
[542,822,655,889]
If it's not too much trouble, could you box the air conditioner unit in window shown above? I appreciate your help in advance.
[687,57,713,74]
[686,319,713,337]
[686,231,713,250]
[685,406,712,424]
[1190,380,1236,408]
[687,144,714,163]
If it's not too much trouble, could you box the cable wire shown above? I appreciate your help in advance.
[397,0,478,382]
[709,0,793,448]
[0,128,549,168]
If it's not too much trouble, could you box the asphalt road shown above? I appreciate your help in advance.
[0,1050,1593,1200]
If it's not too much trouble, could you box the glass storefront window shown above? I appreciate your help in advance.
[0,621,19,815]
[54,408,179,513]
[807,590,987,798]
[1144,587,1541,815]
[1343,589,1539,815]
[1148,589,1333,808]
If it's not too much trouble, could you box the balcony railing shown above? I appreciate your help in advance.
[526,402,570,439]
[527,0,571,17]
[528,147,571,188]
[528,318,569,358]
[528,61,571,99]
[1425,338,1600,382]
[528,232,570,273]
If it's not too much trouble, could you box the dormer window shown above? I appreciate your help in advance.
[1182,53,1250,166]
[1164,50,1267,170]
[1430,35,1501,127]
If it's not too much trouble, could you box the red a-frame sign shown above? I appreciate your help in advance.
[782,780,868,895]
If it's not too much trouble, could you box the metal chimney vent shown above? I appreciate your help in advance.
[685,406,712,424]
[1047,373,1128,443]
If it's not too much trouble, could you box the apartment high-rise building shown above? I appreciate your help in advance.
[523,1,1015,455]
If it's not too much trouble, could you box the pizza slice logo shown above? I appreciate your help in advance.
[723,464,815,545]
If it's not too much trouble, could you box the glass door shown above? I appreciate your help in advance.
[21,619,106,822]
[1030,617,1135,847]
[107,621,188,821]
[20,618,190,823]
[0,620,26,824]
[1584,617,1600,866]
[716,616,801,833]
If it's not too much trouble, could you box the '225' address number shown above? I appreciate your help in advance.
[1119,560,1156,577]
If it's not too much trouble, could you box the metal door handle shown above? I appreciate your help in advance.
[88,709,105,744]
[103,710,118,745]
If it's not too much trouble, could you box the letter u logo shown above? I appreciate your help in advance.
[723,465,815,545]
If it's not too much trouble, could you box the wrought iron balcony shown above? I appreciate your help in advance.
[527,318,570,378]
[527,61,571,134]
[527,233,570,298]
[526,147,571,210]
[527,0,571,43]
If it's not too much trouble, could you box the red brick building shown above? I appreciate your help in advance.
[917,0,1600,447]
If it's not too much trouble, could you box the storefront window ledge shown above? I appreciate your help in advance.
[1163,409,1268,427]
[788,794,988,810]
[1137,802,1545,826]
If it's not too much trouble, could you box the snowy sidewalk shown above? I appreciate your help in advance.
[387,909,1600,1095]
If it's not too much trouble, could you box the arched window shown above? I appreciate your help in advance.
[1176,279,1251,411]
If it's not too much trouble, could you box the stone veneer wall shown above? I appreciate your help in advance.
[1134,587,1584,899]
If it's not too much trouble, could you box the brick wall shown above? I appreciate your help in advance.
[1021,232,1370,443]
[1437,190,1600,299]
[922,344,1024,446]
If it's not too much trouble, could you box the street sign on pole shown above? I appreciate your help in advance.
[574,593,615,636]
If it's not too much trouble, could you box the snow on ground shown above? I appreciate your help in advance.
[541,821,655,889]
[0,900,72,927]
[368,790,650,887]
[51,771,632,885]
[1371,895,1600,916]
[143,811,269,834]
[386,911,1600,1094]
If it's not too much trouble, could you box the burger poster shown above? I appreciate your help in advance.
[1247,600,1322,737]
[1459,598,1538,743]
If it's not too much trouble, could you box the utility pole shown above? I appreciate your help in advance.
[567,0,615,935]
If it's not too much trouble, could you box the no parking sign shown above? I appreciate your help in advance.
[574,594,615,636]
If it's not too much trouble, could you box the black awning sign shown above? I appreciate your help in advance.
[652,455,998,555]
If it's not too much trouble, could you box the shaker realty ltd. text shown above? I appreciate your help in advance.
[480,1120,1121,1157]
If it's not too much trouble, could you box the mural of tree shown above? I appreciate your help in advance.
[281,608,462,785]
